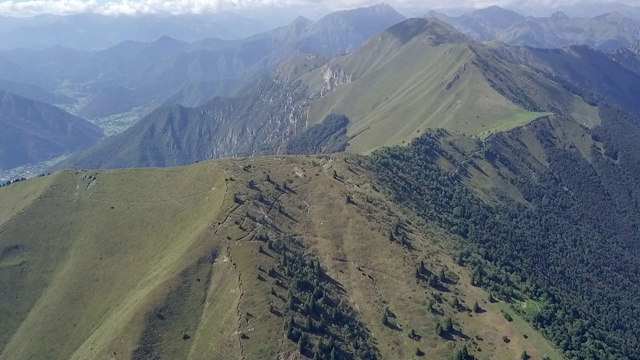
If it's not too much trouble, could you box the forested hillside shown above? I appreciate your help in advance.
[369,108,640,359]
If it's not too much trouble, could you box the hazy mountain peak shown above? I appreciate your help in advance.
[425,10,446,19]
[292,5,405,55]
[385,17,468,45]
[550,11,570,22]
[292,15,312,25]
[595,11,627,20]
[471,5,523,20]
[319,3,405,23]
[369,3,400,15]
[154,35,181,44]
[467,6,524,30]
[442,6,640,51]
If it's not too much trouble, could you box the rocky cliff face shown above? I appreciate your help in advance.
[320,66,354,96]
[609,41,640,75]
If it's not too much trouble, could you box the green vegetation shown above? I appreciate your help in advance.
[4,12,640,360]
[283,114,350,155]
[305,19,543,153]
[369,109,640,359]
[476,111,550,139]
[0,153,557,359]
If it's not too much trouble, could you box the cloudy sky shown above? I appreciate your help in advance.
[0,0,636,17]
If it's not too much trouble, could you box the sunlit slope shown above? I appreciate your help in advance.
[303,19,546,152]
[0,155,561,359]
[0,164,230,360]
[55,18,612,171]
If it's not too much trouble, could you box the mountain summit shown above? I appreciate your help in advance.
[384,17,469,45]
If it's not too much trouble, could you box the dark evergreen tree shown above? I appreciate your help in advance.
[472,301,480,313]
[298,333,309,353]
[439,268,446,282]
[444,317,453,332]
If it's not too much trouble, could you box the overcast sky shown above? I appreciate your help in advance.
[0,0,637,17]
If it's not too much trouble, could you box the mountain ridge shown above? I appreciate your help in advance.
[0,90,103,170]
[432,7,640,51]
[0,5,406,120]
[57,17,634,171]
[0,150,565,360]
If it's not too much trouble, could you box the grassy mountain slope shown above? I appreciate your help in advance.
[298,18,603,150]
[0,90,103,170]
[303,19,547,152]
[0,154,562,360]
[58,18,618,171]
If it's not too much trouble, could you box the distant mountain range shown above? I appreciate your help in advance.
[0,5,638,127]
[0,13,277,50]
[0,5,406,119]
[519,2,640,20]
[57,17,640,171]
[430,6,640,51]
[0,90,103,170]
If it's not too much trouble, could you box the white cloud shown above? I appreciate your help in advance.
[0,0,636,17]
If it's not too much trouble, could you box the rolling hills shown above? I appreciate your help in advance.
[0,90,103,170]
[58,17,631,170]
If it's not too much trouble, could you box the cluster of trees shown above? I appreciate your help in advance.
[266,238,377,360]
[368,110,640,359]
[244,170,376,359]
[414,260,447,290]
[0,176,27,188]
[284,114,350,155]
[0,172,50,188]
